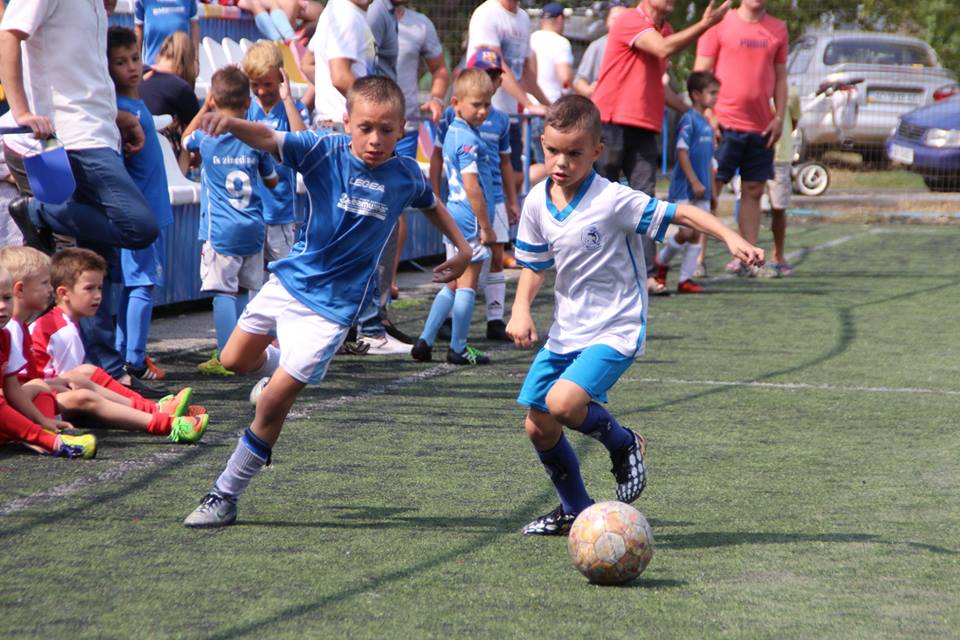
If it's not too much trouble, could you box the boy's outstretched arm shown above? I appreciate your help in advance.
[419,201,472,283]
[2,376,71,432]
[199,112,280,156]
[506,268,545,349]
[673,204,765,266]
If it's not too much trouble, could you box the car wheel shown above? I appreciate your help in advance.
[923,175,960,192]
[794,162,830,196]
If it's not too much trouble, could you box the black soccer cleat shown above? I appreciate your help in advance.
[446,345,490,365]
[410,338,432,362]
[610,429,647,503]
[522,504,578,536]
[486,319,512,342]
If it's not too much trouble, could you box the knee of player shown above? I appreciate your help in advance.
[544,389,583,425]
[523,411,560,442]
[69,364,98,380]
[218,349,250,374]
[742,182,765,198]
[59,389,98,412]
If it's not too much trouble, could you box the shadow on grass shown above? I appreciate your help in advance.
[601,577,688,589]
[657,531,958,555]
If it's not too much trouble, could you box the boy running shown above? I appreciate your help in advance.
[508,96,763,535]
[183,76,471,528]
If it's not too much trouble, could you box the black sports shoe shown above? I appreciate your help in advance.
[123,373,169,399]
[446,345,490,365]
[125,361,159,382]
[436,318,452,341]
[8,197,53,254]
[522,504,578,536]
[486,319,512,342]
[410,338,432,362]
[610,429,647,503]
[383,319,414,345]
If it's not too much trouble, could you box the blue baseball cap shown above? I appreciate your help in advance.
[467,47,504,72]
[542,3,564,18]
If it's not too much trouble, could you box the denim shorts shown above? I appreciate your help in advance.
[716,129,775,183]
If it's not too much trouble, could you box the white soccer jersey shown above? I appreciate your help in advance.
[514,172,676,358]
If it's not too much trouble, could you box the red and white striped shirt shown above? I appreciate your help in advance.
[29,307,85,379]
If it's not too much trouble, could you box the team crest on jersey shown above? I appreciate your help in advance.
[581,225,602,251]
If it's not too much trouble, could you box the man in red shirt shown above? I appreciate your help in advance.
[694,0,787,274]
[591,0,728,292]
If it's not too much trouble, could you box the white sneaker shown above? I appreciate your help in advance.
[248,376,270,405]
[358,333,412,356]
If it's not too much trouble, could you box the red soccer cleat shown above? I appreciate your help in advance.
[653,259,669,287]
[677,279,705,294]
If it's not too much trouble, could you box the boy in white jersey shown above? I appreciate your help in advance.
[508,96,764,535]
[183,76,472,528]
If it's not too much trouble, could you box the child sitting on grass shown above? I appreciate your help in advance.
[22,247,208,443]
[183,66,279,376]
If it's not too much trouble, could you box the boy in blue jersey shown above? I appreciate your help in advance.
[183,76,472,528]
[242,41,311,266]
[134,0,199,67]
[106,27,174,383]
[412,69,496,366]
[182,66,280,376]
[430,48,520,343]
[655,71,721,294]
[507,96,763,535]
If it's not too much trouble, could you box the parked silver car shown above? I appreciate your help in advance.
[787,29,958,160]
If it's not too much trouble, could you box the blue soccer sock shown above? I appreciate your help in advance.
[235,290,249,318]
[536,433,593,514]
[450,287,476,353]
[576,402,634,452]
[213,428,272,499]
[269,8,296,40]
[122,285,155,368]
[254,11,283,40]
[212,293,239,353]
[420,286,455,345]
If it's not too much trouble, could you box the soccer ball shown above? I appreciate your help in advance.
[567,501,654,585]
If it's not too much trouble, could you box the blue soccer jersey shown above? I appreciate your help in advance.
[668,110,714,203]
[436,106,510,205]
[135,0,198,66]
[117,96,173,229]
[271,131,436,326]
[246,98,311,225]
[441,117,493,239]
[185,130,277,256]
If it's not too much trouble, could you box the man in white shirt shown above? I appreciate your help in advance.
[395,0,448,156]
[530,3,573,105]
[0,0,163,395]
[467,0,551,184]
[305,0,376,126]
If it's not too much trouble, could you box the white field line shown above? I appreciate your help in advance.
[0,363,455,517]
[624,376,960,397]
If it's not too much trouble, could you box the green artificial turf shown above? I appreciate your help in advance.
[1,222,958,639]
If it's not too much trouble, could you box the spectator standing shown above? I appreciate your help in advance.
[763,84,800,277]
[530,3,573,105]
[591,0,728,294]
[366,0,399,81]
[573,3,628,98]
[467,0,551,187]
[134,0,200,67]
[140,32,201,165]
[694,0,788,276]
[0,0,162,395]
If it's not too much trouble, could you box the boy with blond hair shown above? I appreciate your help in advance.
[0,265,97,459]
[21,247,208,443]
[242,42,311,264]
[183,66,280,375]
[412,68,496,366]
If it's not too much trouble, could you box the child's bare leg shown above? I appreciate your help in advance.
[57,389,171,434]
[247,369,305,446]
[220,327,276,375]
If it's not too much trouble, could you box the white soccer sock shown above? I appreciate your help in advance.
[213,438,267,498]
[251,344,280,378]
[658,235,682,266]
[485,271,506,321]
[680,242,703,282]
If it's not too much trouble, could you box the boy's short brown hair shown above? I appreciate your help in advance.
[345,75,405,119]
[242,41,283,80]
[106,26,138,56]
[453,68,494,100]
[51,248,107,291]
[211,65,251,111]
[545,95,602,143]
[686,70,720,97]
[0,246,51,284]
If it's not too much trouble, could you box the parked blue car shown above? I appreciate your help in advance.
[886,94,960,191]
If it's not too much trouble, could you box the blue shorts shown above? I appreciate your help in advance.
[396,129,419,159]
[120,225,166,287]
[716,129,774,183]
[517,344,634,413]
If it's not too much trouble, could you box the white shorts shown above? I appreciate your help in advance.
[200,242,264,293]
[767,162,792,210]
[444,234,490,264]
[492,202,510,243]
[264,223,296,263]
[237,275,349,384]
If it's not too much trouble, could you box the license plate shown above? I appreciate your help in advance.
[869,90,921,105]
[889,143,914,165]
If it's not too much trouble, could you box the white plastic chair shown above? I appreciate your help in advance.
[222,38,245,66]
[155,133,200,206]
[202,36,230,73]
[239,38,255,53]
[114,0,134,14]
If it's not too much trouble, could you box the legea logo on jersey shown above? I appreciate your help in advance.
[581,225,602,251]
[350,177,385,192]
[337,193,388,220]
